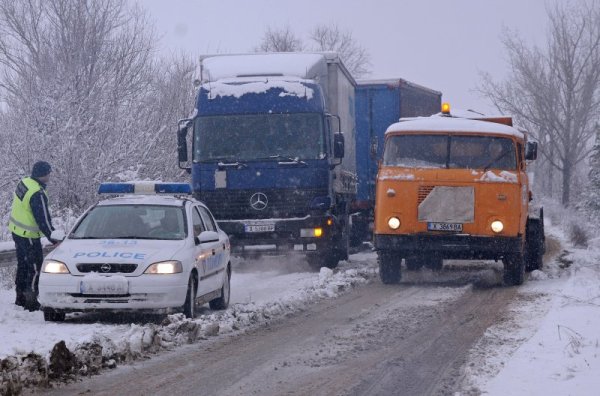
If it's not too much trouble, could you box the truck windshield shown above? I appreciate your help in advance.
[194,113,325,162]
[70,205,187,240]
[383,135,517,170]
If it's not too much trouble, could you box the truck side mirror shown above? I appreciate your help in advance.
[525,141,538,161]
[334,132,345,159]
[177,118,192,172]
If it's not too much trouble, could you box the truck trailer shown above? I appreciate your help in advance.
[177,52,357,269]
[352,79,442,245]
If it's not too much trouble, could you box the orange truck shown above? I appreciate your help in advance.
[373,105,545,285]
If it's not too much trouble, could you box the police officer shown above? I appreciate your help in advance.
[8,161,59,311]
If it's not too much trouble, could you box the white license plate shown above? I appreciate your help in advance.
[79,276,128,295]
[427,222,463,232]
[244,224,275,233]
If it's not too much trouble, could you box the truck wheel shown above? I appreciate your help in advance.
[43,309,65,322]
[308,252,339,270]
[424,257,443,271]
[209,266,231,310]
[378,251,401,284]
[525,219,545,272]
[405,257,424,271]
[503,254,526,286]
[183,275,197,319]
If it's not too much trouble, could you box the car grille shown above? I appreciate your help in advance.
[197,188,328,220]
[76,263,138,274]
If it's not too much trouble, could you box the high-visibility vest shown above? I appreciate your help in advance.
[8,177,48,238]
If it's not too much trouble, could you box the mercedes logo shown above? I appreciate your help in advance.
[249,192,268,210]
[100,263,111,273]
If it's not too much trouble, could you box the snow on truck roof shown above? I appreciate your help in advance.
[202,77,315,100]
[199,53,330,83]
[386,115,525,139]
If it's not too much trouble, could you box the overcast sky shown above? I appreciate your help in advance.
[141,0,551,114]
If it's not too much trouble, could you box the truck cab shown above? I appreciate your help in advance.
[374,106,545,285]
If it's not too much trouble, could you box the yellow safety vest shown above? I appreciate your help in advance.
[8,177,48,238]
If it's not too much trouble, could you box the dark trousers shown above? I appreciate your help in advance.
[12,233,43,300]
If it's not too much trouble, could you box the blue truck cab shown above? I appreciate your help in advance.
[177,53,357,269]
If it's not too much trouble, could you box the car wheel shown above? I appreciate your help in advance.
[378,251,401,284]
[43,308,65,322]
[503,253,526,286]
[183,275,197,319]
[209,266,230,310]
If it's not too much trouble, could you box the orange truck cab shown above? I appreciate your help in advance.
[374,106,545,285]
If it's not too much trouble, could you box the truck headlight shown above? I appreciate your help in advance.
[388,217,401,230]
[301,228,323,238]
[491,220,504,233]
[43,260,70,274]
[144,260,183,274]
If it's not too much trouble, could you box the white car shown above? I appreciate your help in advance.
[38,182,231,322]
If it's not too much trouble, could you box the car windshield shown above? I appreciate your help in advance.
[70,205,187,240]
[194,112,325,161]
[383,134,517,170]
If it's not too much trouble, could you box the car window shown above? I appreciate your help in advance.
[70,205,186,240]
[198,206,217,232]
[192,207,206,236]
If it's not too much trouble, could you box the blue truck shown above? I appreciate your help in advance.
[177,52,357,269]
[351,79,442,245]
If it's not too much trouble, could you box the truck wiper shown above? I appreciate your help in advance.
[266,155,307,166]
[214,158,248,169]
[482,150,511,172]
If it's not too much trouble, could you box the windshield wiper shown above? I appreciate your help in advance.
[482,150,511,172]
[264,155,307,166]
[213,158,248,169]
[112,236,156,240]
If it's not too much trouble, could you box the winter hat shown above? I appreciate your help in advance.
[31,161,52,178]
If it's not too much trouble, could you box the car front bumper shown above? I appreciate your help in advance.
[38,272,188,312]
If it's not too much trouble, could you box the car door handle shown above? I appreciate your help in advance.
[212,249,216,255]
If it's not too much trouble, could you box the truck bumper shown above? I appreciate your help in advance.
[218,215,338,256]
[374,234,523,260]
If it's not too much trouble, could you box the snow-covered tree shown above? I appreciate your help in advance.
[582,126,600,221]
[479,1,600,206]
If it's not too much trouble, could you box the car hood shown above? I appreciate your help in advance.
[46,239,187,273]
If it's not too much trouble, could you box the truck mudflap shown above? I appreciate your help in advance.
[374,234,523,260]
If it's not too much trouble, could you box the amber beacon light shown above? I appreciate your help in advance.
[441,102,451,114]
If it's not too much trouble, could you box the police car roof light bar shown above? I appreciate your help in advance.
[98,182,192,195]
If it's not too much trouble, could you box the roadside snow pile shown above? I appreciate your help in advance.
[0,259,377,393]
[459,224,600,396]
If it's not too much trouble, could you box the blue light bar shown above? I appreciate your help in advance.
[98,182,192,195]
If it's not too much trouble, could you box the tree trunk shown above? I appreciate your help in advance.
[562,162,571,206]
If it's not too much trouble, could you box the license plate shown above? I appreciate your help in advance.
[427,222,463,232]
[244,224,275,233]
[79,276,128,295]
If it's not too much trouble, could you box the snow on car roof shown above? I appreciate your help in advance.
[202,77,315,100]
[199,53,328,83]
[386,115,524,139]
[97,195,190,207]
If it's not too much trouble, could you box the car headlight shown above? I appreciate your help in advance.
[491,220,504,233]
[144,260,183,274]
[43,260,70,274]
[388,217,401,230]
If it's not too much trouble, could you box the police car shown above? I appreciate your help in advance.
[38,182,231,322]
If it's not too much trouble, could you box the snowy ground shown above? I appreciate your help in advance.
[0,250,377,392]
[459,225,600,395]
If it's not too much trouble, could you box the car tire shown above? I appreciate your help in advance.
[183,275,197,319]
[503,253,526,286]
[209,266,230,310]
[378,251,401,284]
[43,308,65,322]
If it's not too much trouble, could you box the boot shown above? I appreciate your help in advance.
[14,290,27,308]
[23,291,40,312]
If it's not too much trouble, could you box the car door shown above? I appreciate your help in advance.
[198,205,228,269]
[192,205,222,296]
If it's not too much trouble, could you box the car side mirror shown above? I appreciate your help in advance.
[334,132,345,159]
[525,141,538,161]
[50,230,65,241]
[177,118,192,167]
[198,230,219,244]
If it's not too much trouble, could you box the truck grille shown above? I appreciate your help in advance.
[76,263,138,274]
[198,188,328,220]
[418,186,434,204]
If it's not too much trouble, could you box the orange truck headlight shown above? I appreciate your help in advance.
[388,217,401,230]
[491,220,504,233]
